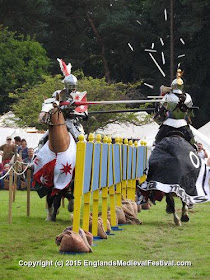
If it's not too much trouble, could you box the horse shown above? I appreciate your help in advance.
[138,133,209,226]
[34,96,76,221]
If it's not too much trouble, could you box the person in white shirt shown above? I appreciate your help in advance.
[197,143,208,159]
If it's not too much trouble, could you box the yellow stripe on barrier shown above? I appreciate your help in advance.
[127,140,133,200]
[101,135,108,232]
[73,134,86,233]
[83,133,94,232]
[121,138,128,199]
[73,133,148,234]
[91,134,101,237]
[139,140,147,184]
[114,137,122,207]
[108,137,117,227]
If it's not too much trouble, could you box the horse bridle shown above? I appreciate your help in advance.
[46,107,66,126]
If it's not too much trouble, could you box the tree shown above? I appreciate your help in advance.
[11,72,148,132]
[0,26,49,113]
[0,0,50,43]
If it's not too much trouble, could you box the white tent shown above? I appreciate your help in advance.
[95,112,210,154]
[190,125,210,154]
[198,121,210,140]
[95,112,159,147]
[0,112,44,150]
[0,127,44,149]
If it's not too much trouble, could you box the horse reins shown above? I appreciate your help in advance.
[47,107,66,126]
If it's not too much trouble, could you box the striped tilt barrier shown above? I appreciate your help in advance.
[73,134,148,237]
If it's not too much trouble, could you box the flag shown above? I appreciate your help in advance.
[71,91,88,114]
[33,134,76,192]
[140,136,210,206]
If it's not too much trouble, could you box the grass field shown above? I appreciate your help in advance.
[0,190,210,280]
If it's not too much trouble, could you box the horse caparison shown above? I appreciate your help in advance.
[39,103,74,222]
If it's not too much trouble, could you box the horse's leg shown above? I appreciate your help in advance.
[165,193,174,214]
[51,194,62,222]
[46,193,54,221]
[65,191,74,212]
[166,194,181,226]
[181,200,189,222]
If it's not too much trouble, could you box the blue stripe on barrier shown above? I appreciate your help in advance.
[122,145,127,180]
[127,146,132,180]
[113,144,121,184]
[136,146,144,177]
[92,143,101,191]
[132,147,137,179]
[120,144,123,179]
[83,142,93,194]
[108,145,113,187]
[100,143,108,188]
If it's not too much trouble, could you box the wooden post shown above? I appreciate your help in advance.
[26,169,31,217]
[13,166,17,202]
[13,146,18,202]
[8,168,13,224]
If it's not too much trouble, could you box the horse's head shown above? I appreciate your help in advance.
[39,98,59,125]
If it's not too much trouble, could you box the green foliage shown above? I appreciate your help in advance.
[0,26,49,113]
[12,72,147,132]
[0,1,209,127]
[11,75,62,129]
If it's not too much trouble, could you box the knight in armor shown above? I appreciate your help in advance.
[154,69,195,146]
[38,59,88,149]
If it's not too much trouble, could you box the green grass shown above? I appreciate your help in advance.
[0,190,210,280]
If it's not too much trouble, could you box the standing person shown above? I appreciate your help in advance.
[14,136,21,148]
[23,148,35,165]
[18,139,28,160]
[23,148,35,190]
[0,136,15,165]
[197,143,208,160]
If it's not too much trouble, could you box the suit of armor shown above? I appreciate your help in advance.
[155,70,194,145]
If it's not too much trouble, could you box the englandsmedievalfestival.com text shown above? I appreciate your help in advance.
[19,259,192,268]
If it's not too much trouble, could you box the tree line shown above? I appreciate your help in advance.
[0,0,209,129]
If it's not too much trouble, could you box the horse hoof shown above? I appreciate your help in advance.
[181,215,189,222]
[174,218,182,226]
[68,199,74,212]
[166,206,173,214]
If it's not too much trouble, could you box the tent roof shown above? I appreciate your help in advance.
[95,112,159,147]
[198,121,210,139]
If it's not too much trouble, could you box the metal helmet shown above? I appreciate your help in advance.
[64,74,78,91]
[171,69,184,94]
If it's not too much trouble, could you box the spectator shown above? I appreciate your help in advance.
[18,139,28,160]
[0,164,10,190]
[0,136,15,165]
[207,157,210,167]
[14,136,21,148]
[23,148,35,166]
[197,143,208,160]
[0,162,3,173]
[23,148,35,190]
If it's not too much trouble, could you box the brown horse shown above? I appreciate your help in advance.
[36,97,76,221]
